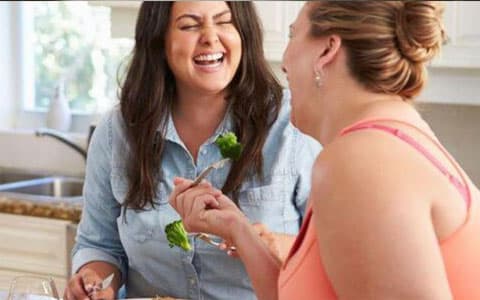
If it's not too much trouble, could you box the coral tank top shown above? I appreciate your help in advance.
[278,119,480,299]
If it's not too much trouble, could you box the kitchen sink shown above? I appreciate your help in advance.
[0,170,50,185]
[0,176,84,198]
[0,170,84,222]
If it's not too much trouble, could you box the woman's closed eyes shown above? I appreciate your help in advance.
[176,11,233,31]
[179,20,233,31]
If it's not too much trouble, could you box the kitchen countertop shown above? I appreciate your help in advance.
[0,195,81,223]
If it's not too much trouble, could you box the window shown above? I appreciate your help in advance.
[22,2,134,114]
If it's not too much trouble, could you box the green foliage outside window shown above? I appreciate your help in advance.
[32,2,132,113]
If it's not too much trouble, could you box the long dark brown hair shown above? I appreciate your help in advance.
[120,2,282,210]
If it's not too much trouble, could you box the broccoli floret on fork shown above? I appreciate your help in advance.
[215,131,243,161]
[165,220,191,251]
[165,131,243,251]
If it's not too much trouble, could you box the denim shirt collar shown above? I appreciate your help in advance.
[164,106,234,145]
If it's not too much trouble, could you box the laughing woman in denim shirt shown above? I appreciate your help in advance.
[64,2,320,300]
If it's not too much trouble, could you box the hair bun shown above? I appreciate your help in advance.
[395,1,445,63]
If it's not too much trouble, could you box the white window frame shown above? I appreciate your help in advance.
[16,3,36,112]
[10,2,116,133]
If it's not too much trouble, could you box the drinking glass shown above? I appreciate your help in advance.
[7,275,60,300]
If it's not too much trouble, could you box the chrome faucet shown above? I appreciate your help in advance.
[35,128,87,160]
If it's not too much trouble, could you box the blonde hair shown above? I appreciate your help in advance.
[308,1,446,100]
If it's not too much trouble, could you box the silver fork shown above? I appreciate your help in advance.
[188,158,235,251]
[191,158,230,186]
[87,272,114,295]
[194,233,237,251]
[98,273,114,291]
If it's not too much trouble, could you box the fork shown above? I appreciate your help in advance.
[194,233,237,251]
[190,158,230,187]
[86,272,114,296]
[188,159,235,251]
[98,273,114,291]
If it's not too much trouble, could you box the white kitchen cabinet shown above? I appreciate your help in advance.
[0,213,76,293]
[89,1,140,40]
[431,2,480,68]
[89,1,303,62]
[91,1,480,105]
[254,1,303,62]
[94,1,480,67]
[258,1,480,67]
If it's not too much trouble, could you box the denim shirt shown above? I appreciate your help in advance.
[72,90,321,300]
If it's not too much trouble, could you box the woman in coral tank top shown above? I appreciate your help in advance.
[170,1,480,299]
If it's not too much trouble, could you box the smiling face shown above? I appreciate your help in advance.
[282,4,323,135]
[165,1,242,95]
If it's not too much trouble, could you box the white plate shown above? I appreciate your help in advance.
[125,298,183,300]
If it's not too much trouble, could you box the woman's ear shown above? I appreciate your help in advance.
[314,35,342,70]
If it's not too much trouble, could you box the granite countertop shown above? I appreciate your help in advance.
[0,195,81,223]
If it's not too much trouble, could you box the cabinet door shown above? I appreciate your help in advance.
[0,213,71,278]
[92,1,306,60]
[254,1,304,62]
[432,2,480,68]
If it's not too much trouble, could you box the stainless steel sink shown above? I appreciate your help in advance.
[0,171,50,185]
[0,176,83,198]
[0,170,84,221]
[0,174,84,208]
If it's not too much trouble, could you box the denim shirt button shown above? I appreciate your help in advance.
[135,234,147,243]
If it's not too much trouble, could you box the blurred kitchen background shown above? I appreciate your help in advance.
[0,1,479,293]
[1,1,479,182]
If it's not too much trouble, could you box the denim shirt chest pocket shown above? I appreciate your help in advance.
[115,204,185,296]
[238,174,296,232]
[110,169,172,244]
[111,168,170,206]
[111,170,184,283]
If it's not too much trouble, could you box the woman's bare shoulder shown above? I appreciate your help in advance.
[308,131,452,299]
[310,131,422,215]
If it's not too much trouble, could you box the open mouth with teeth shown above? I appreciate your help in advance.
[193,52,225,66]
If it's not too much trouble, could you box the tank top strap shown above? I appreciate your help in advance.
[338,118,471,208]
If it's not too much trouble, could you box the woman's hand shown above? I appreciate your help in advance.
[64,262,119,300]
[170,177,247,242]
[64,268,115,300]
[220,223,295,264]
[219,223,279,258]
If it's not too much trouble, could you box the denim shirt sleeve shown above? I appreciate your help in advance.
[240,89,321,233]
[292,127,322,218]
[71,110,128,282]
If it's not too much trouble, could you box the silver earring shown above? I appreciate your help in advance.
[314,69,324,88]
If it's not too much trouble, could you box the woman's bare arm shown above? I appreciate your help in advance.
[230,219,283,300]
[311,136,453,299]
[170,178,283,300]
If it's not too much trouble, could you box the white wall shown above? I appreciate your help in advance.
[0,3,16,129]
[0,129,86,176]
[419,68,480,104]
[270,62,480,104]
